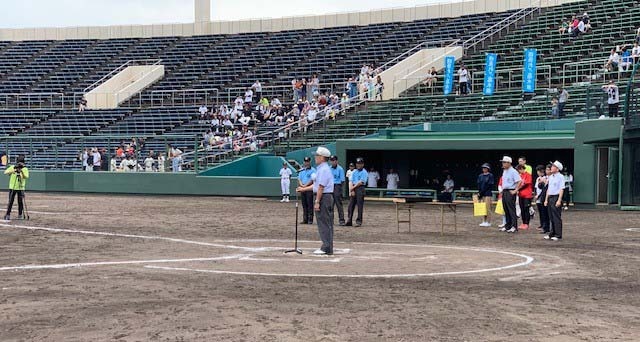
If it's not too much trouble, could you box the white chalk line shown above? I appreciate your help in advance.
[0,223,279,253]
[0,255,248,271]
[0,222,535,278]
[625,228,640,232]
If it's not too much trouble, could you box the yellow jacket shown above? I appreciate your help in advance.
[4,165,29,190]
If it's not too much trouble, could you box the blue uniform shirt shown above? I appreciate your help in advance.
[350,168,369,186]
[501,167,520,190]
[298,166,316,186]
[313,162,334,193]
[331,165,345,185]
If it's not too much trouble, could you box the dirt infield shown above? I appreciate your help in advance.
[0,193,638,341]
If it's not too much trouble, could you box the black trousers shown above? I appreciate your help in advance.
[301,190,314,223]
[347,187,365,224]
[502,190,518,230]
[609,103,619,117]
[519,197,532,225]
[333,183,345,223]
[6,190,24,217]
[537,202,550,233]
[548,195,563,238]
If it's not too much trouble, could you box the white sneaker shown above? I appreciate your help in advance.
[285,198,290,202]
[280,198,285,203]
[498,223,506,228]
[544,235,551,240]
[507,228,517,233]
[483,222,492,227]
[313,249,327,255]
[500,227,507,232]
[479,222,486,227]
[550,237,560,241]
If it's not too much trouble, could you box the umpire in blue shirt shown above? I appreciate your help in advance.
[297,157,316,224]
[330,155,346,225]
[346,157,368,227]
[297,147,335,255]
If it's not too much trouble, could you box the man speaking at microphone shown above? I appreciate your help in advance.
[297,147,334,255]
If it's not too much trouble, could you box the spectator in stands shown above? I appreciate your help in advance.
[386,168,399,190]
[375,76,384,101]
[604,49,620,75]
[120,155,136,172]
[367,166,380,188]
[244,88,254,104]
[272,97,282,108]
[78,96,87,112]
[222,115,233,130]
[602,80,620,117]
[516,164,533,230]
[620,47,633,73]
[238,113,251,126]
[157,153,165,173]
[252,80,262,101]
[211,114,221,132]
[203,130,213,148]
[310,74,320,99]
[341,93,349,109]
[91,147,101,172]
[477,163,494,227]
[80,148,89,171]
[347,78,358,99]
[571,18,586,39]
[424,67,437,89]
[558,87,568,118]
[458,64,469,95]
[636,27,640,44]
[582,12,591,32]
[632,43,640,65]
[199,104,208,120]
[359,76,369,101]
[558,19,570,35]
[144,153,155,172]
[300,78,308,101]
[568,16,579,34]
[170,145,182,172]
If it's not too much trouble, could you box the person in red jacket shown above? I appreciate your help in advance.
[516,164,534,230]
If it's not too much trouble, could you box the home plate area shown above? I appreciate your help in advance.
[145,241,533,278]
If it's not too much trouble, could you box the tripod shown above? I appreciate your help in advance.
[20,190,29,221]
[284,192,302,255]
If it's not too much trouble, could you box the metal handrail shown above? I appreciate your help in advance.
[562,57,627,87]
[462,1,542,51]
[397,40,462,81]
[0,92,65,110]
[83,58,162,93]
[473,65,552,90]
[149,88,220,108]
[223,82,347,104]
[377,39,461,72]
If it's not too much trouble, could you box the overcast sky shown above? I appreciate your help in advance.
[0,0,452,28]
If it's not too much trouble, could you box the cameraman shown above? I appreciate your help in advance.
[4,155,29,221]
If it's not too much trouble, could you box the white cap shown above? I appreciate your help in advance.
[553,160,564,171]
[500,156,513,164]
[314,146,331,158]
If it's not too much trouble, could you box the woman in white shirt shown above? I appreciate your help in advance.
[458,65,469,95]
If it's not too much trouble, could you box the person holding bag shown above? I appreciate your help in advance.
[477,163,495,227]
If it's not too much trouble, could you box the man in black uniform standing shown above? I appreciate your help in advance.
[346,157,368,227]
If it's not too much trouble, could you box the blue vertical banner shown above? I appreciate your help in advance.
[483,53,498,96]
[443,56,455,95]
[522,49,537,93]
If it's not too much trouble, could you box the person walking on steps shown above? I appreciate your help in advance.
[4,155,29,221]
[297,147,335,255]
[279,162,292,203]
[330,155,346,226]
[297,157,316,224]
[346,157,368,227]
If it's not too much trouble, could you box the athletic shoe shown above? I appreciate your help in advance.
[521,224,529,230]
[480,222,491,227]
[338,222,346,226]
[518,224,525,229]
[280,198,286,203]
[550,237,561,241]
[313,249,327,255]
[285,198,290,203]
[498,223,506,228]
[507,228,517,233]
[344,222,353,227]
[544,235,551,240]
[355,222,362,227]
[500,227,507,232]
[563,206,569,211]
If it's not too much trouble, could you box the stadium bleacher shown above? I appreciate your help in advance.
[0,0,638,170]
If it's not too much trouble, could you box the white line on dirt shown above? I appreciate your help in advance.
[625,228,640,232]
[0,255,248,271]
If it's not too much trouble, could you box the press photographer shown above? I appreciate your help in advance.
[4,155,29,221]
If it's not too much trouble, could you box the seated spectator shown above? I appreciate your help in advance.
[550,97,559,119]
[211,115,221,132]
[604,49,620,74]
[234,96,244,112]
[244,88,253,103]
[632,43,640,65]
[252,80,262,100]
[620,48,633,72]
[222,116,234,130]
[238,113,251,126]
[78,96,87,112]
[272,97,282,108]
[558,19,570,34]
[581,13,591,32]
[198,104,208,120]
[571,18,586,39]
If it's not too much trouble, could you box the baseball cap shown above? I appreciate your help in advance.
[313,146,331,158]
[552,160,564,171]
[500,156,512,163]
[303,157,311,162]
[481,163,491,170]
[356,157,364,164]
[349,162,355,167]
[330,155,338,161]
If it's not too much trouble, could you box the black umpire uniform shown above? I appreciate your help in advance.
[298,157,316,224]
